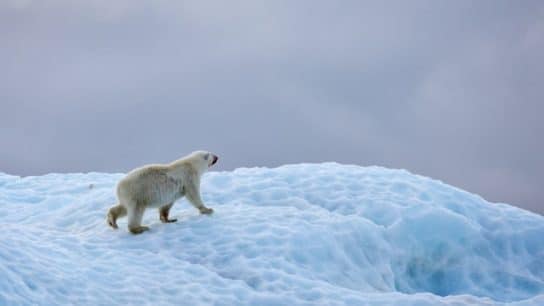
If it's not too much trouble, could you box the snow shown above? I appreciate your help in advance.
[1,163,543,305]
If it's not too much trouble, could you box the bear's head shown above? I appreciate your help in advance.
[204,152,219,168]
[190,150,219,171]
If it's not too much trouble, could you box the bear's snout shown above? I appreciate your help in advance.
[211,155,219,166]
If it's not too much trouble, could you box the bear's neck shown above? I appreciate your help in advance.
[167,160,205,177]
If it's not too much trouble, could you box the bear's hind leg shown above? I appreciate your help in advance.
[127,202,149,234]
[107,203,126,229]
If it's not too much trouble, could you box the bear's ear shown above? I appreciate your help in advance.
[204,153,210,160]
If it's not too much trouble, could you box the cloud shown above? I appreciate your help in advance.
[0,1,543,214]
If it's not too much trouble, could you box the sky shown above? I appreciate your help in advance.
[1,1,543,214]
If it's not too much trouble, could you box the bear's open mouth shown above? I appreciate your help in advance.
[211,155,218,166]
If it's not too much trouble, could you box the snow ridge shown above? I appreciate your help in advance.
[0,163,543,305]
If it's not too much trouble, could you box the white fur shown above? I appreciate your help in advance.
[107,151,218,234]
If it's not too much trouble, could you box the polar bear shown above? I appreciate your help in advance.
[107,150,218,234]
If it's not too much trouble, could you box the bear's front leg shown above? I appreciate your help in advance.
[159,202,178,223]
[198,206,214,214]
[185,177,214,215]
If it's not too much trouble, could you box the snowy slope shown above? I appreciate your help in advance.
[0,163,543,306]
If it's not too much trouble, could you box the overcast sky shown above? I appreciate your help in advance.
[1,1,543,214]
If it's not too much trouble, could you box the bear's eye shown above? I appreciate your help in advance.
[204,153,210,160]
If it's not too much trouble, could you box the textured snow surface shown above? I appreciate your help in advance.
[1,163,543,306]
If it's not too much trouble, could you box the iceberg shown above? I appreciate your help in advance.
[0,163,543,305]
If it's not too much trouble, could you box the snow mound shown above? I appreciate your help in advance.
[1,163,543,305]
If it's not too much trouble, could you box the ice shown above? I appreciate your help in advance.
[1,163,543,305]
